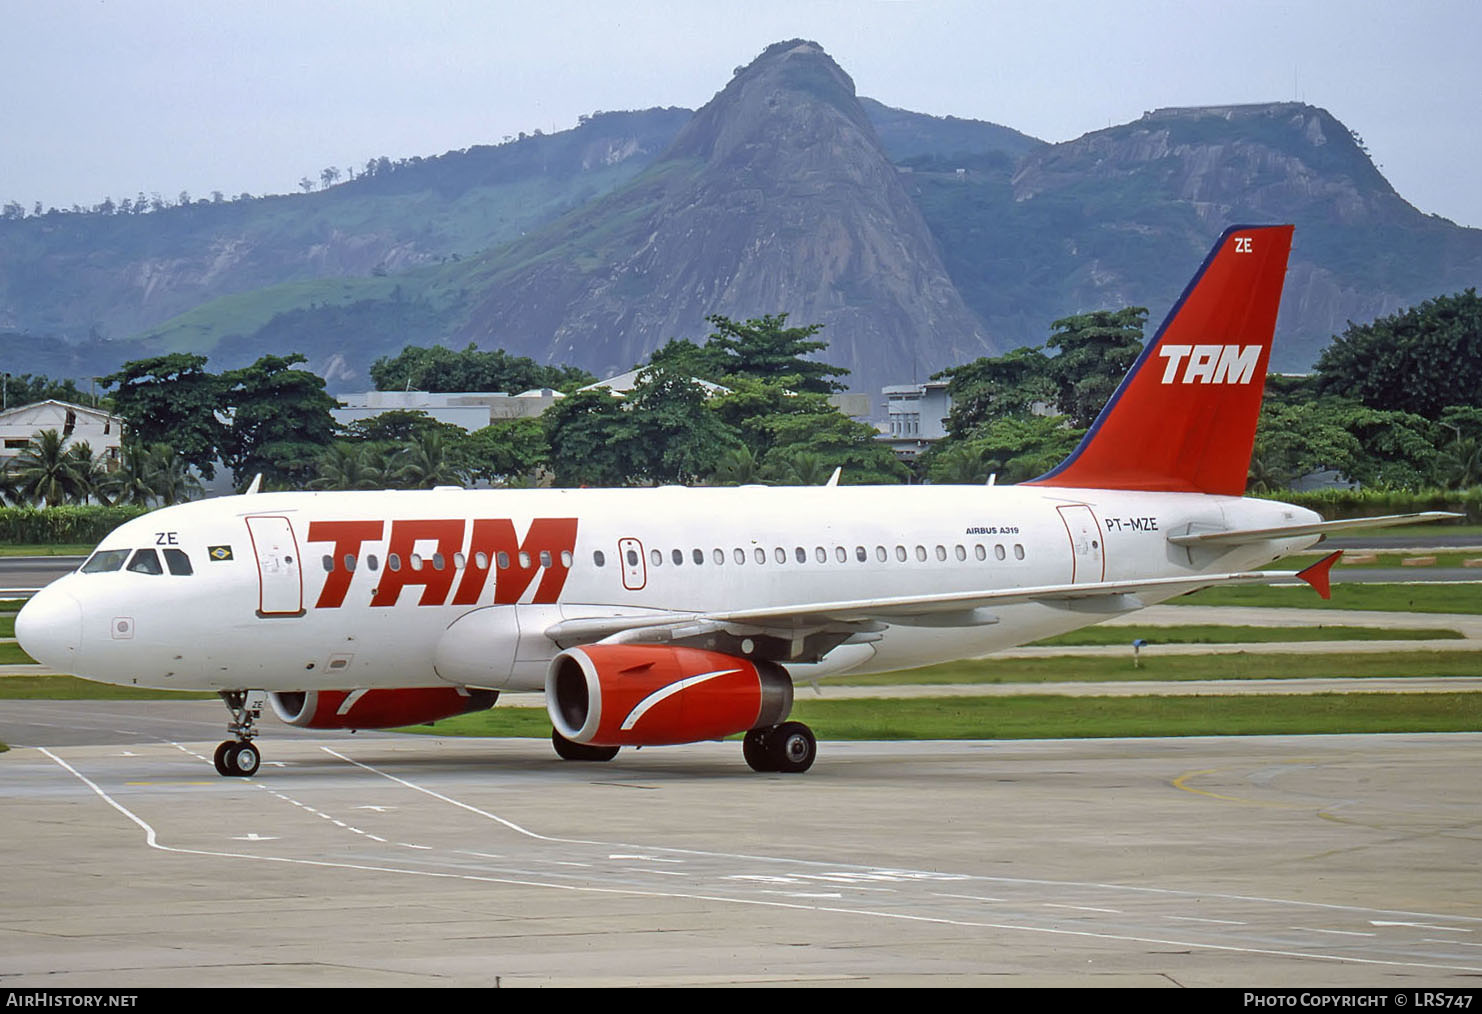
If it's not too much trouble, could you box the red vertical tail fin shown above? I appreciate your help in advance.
[1026,224,1294,495]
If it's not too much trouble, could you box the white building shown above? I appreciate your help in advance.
[879,381,952,459]
[0,400,123,464]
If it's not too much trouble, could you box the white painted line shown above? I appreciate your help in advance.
[1424,939,1482,949]
[1372,920,1472,932]
[619,868,688,877]
[933,892,1007,903]
[1167,916,1247,926]
[1045,904,1122,914]
[1295,927,1377,938]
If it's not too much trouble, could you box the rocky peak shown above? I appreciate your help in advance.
[457,40,994,396]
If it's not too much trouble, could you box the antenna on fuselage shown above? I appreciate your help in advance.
[825,467,841,487]
[244,473,263,495]
[986,473,997,486]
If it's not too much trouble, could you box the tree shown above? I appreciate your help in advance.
[10,430,92,506]
[310,443,392,491]
[623,367,739,485]
[542,388,637,487]
[1042,308,1146,428]
[936,346,1056,439]
[342,409,463,444]
[932,416,1085,486]
[1316,290,1482,417]
[460,418,549,486]
[219,353,337,487]
[103,354,227,479]
[708,445,762,486]
[369,344,594,394]
[389,430,467,489]
[700,314,848,393]
[106,442,202,506]
[758,409,910,485]
[1,373,92,410]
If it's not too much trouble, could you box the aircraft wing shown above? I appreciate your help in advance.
[1166,511,1462,547]
[544,564,1327,647]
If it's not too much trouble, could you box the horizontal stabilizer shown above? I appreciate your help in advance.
[1166,512,1463,547]
[1297,550,1343,600]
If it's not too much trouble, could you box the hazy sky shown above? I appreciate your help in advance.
[5,0,1480,227]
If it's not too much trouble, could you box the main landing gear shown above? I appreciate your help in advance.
[214,690,263,777]
[743,722,817,774]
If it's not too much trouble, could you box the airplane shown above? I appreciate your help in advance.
[14,224,1455,777]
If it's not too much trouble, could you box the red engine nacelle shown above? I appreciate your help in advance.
[546,644,793,747]
[269,687,498,730]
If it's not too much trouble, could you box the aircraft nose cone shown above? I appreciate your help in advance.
[15,587,83,671]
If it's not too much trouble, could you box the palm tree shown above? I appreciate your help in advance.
[106,442,161,506]
[66,441,113,505]
[708,445,761,485]
[11,430,88,506]
[149,445,203,505]
[390,431,466,489]
[310,443,390,491]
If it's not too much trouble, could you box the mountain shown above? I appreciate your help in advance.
[0,107,691,345]
[446,39,996,393]
[906,102,1482,369]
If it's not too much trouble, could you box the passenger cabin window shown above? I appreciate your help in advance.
[593,550,606,567]
[81,549,130,573]
[162,548,193,575]
[126,549,163,575]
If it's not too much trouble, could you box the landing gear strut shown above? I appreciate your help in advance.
[214,690,263,777]
[743,721,817,774]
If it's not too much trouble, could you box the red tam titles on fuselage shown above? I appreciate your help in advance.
[306,517,578,609]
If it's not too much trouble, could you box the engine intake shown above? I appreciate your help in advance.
[546,644,793,747]
[269,687,498,730]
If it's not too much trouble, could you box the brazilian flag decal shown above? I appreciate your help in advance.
[208,545,234,562]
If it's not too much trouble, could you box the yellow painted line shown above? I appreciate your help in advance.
[1170,768,1304,809]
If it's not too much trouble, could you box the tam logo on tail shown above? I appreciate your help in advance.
[1158,344,1262,385]
[1027,224,1294,496]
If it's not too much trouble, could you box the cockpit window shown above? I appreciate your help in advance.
[81,549,130,573]
[162,548,194,576]
[126,548,164,575]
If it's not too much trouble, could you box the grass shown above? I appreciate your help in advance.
[1029,624,1461,647]
[0,644,36,665]
[400,692,1482,741]
[1336,522,1482,540]
[1288,552,1480,569]
[0,675,214,700]
[0,545,91,557]
[1176,583,1482,614]
[833,650,1482,685]
[0,616,13,638]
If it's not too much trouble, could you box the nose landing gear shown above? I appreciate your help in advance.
[214,690,263,777]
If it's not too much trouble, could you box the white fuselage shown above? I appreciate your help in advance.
[20,484,1321,693]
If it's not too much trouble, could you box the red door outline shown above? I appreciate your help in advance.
[246,515,305,617]
[618,537,646,591]
[1056,504,1105,584]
